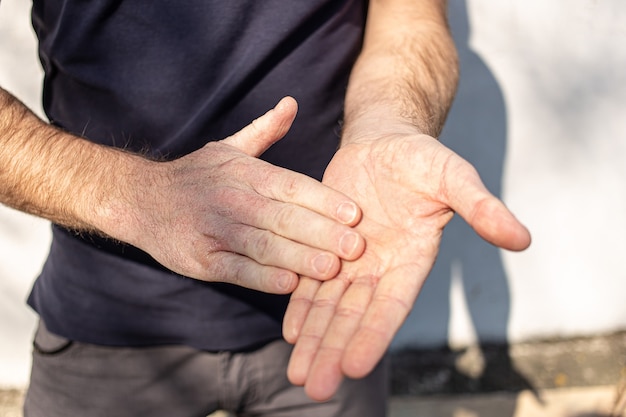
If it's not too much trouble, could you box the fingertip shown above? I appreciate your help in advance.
[275,271,298,294]
[491,199,532,251]
[469,198,532,252]
[276,96,298,112]
[339,231,365,261]
[341,355,370,380]
[287,366,304,387]
[283,327,298,345]
[494,214,532,252]
[274,96,298,125]
[304,369,343,402]
[336,201,361,225]
[522,227,532,248]
[508,223,532,252]
[311,253,341,280]
[220,97,298,156]
[305,385,335,403]
[341,335,382,380]
[286,350,308,387]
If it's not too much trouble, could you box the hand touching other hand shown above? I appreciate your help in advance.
[283,133,531,400]
[106,97,365,294]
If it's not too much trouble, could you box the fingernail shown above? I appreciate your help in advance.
[340,232,359,257]
[277,273,294,292]
[313,253,333,275]
[337,202,358,224]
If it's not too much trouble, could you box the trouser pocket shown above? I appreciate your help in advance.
[32,320,73,356]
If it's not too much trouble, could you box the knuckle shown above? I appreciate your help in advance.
[206,252,244,286]
[204,252,227,280]
[373,293,412,314]
[280,175,300,200]
[297,333,324,344]
[203,223,231,252]
[250,117,266,139]
[211,186,238,212]
[358,323,391,340]
[249,230,274,263]
[228,258,247,287]
[274,204,295,234]
[334,305,364,320]
[312,297,337,311]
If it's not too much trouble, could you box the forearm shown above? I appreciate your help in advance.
[342,0,459,142]
[0,87,152,238]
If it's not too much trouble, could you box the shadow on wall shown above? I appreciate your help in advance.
[391,0,536,409]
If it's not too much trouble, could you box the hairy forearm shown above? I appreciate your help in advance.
[342,0,459,141]
[0,87,152,236]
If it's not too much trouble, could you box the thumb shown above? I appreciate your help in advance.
[221,96,298,157]
[444,158,531,252]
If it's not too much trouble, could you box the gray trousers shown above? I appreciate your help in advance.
[24,321,388,417]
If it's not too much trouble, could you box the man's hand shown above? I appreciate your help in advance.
[283,133,531,400]
[0,89,364,294]
[1,90,364,294]
[114,97,365,293]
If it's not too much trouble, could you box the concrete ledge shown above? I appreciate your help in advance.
[391,385,626,417]
[0,389,24,417]
[391,332,626,395]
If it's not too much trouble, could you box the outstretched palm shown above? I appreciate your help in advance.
[283,133,530,401]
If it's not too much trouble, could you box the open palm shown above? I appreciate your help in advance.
[283,133,531,401]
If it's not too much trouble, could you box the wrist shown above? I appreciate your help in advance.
[341,112,425,147]
[340,68,450,145]
[87,149,163,247]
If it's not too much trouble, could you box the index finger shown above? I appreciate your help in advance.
[221,96,363,227]
[248,162,364,227]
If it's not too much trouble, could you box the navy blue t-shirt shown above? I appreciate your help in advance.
[27,0,366,350]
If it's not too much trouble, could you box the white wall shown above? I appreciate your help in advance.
[485,0,626,342]
[1,0,625,387]
[394,0,626,349]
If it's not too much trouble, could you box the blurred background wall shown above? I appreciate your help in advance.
[1,0,625,387]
